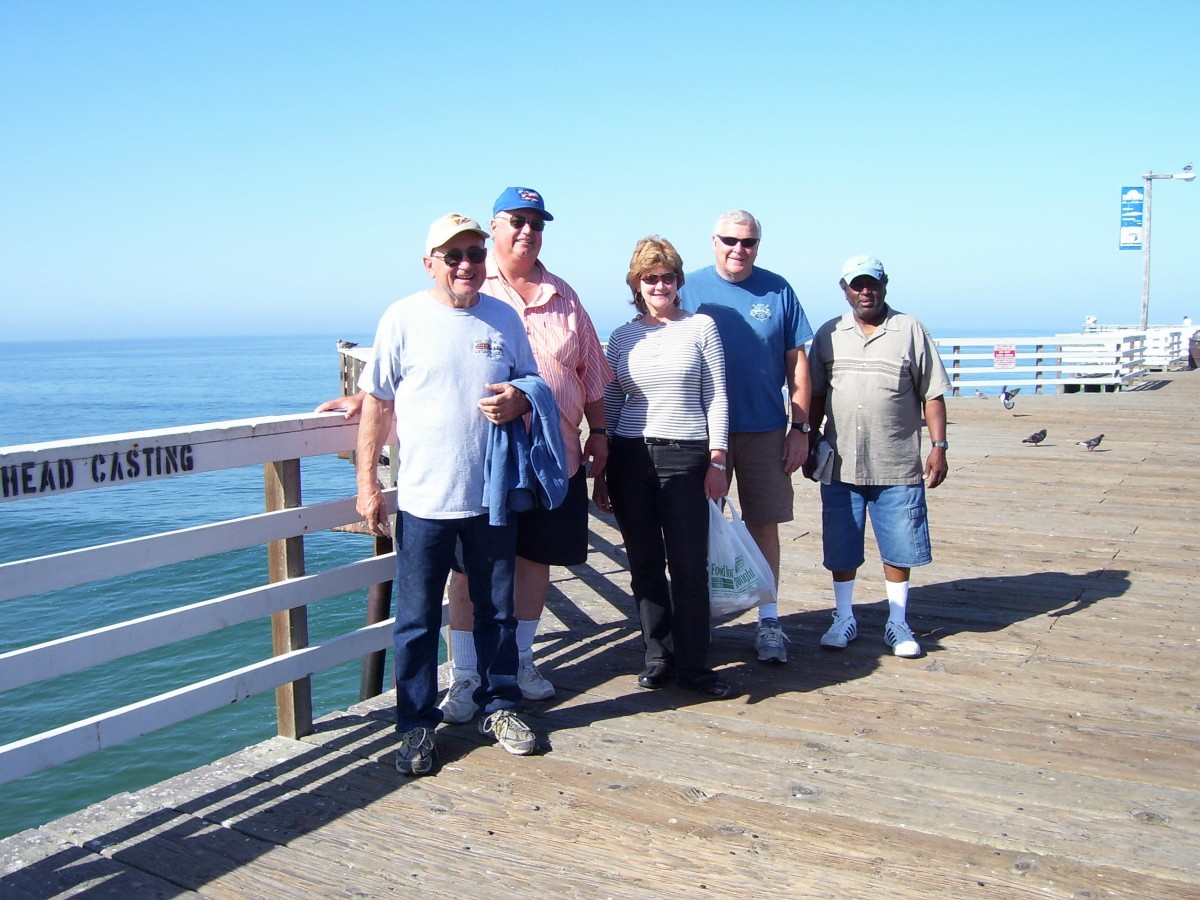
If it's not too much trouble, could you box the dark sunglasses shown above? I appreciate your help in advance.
[641,272,678,286]
[431,246,488,267]
[717,235,760,249]
[500,214,546,232]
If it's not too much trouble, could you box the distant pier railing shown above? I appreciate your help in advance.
[0,413,394,787]
[934,333,1151,395]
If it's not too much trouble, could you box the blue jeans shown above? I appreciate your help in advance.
[606,437,712,682]
[392,510,519,732]
[820,481,932,571]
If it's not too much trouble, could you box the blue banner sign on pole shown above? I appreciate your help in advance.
[1120,185,1143,249]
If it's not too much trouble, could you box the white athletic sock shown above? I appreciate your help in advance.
[833,580,856,619]
[885,580,910,624]
[757,602,779,622]
[449,629,478,674]
[516,619,539,657]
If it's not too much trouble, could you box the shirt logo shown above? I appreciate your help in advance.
[473,335,504,358]
[750,303,772,321]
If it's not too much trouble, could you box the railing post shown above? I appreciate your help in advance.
[359,533,394,700]
[265,458,313,738]
[951,344,961,396]
[1034,344,1044,395]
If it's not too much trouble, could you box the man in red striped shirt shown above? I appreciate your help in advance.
[439,188,613,720]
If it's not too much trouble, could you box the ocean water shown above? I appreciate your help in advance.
[0,335,377,840]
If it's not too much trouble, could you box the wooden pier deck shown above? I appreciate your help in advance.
[3,371,1198,898]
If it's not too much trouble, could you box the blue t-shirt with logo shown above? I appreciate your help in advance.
[680,265,812,432]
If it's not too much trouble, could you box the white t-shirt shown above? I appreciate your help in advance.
[359,290,539,518]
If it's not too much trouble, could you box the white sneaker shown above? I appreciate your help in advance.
[819,614,858,650]
[755,617,789,663]
[517,655,555,700]
[438,669,480,724]
[885,620,922,658]
[479,709,537,756]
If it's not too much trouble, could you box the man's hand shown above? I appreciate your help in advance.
[782,429,810,475]
[801,440,819,481]
[923,448,948,489]
[316,391,365,419]
[356,485,391,536]
[478,383,532,424]
[592,475,612,513]
[583,432,609,479]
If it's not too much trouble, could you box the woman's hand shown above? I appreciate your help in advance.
[704,464,728,500]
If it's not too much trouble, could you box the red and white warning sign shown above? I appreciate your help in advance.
[993,343,1017,370]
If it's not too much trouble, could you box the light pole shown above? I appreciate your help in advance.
[1140,164,1195,330]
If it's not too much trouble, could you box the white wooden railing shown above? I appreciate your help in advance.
[1079,326,1188,370]
[0,413,394,786]
[934,333,1149,395]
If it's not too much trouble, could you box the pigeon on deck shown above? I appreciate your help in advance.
[1076,434,1104,451]
[1022,429,1047,445]
[1001,386,1021,410]
[975,389,987,399]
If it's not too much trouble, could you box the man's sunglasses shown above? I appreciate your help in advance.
[431,246,488,267]
[499,214,546,232]
[716,235,760,249]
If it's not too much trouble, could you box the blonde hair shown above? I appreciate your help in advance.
[625,236,685,313]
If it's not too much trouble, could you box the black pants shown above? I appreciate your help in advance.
[607,437,712,682]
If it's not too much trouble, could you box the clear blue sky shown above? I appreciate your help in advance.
[2,1,1196,342]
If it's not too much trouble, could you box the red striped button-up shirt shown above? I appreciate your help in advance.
[484,259,614,474]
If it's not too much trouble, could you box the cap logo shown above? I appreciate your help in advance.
[518,190,542,204]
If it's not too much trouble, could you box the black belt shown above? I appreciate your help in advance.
[641,437,708,449]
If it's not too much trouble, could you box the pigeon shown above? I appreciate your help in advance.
[336,339,359,349]
[1000,386,1021,410]
[1022,429,1047,445]
[975,389,987,399]
[1076,434,1104,451]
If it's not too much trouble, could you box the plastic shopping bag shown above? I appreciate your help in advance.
[707,498,778,618]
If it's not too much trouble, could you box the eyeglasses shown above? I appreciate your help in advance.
[641,272,678,286]
[716,235,760,249]
[499,214,546,232]
[431,246,488,267]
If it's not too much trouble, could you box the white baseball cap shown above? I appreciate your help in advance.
[425,213,489,255]
[841,255,886,283]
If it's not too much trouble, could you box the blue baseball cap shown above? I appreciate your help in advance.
[492,186,554,221]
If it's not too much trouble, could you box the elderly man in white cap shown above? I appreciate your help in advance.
[355,213,546,775]
[804,255,951,658]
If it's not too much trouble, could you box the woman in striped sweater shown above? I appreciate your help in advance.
[594,236,732,699]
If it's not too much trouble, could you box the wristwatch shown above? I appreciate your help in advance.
[931,439,949,450]
[791,421,812,433]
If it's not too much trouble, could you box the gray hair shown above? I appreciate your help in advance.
[713,209,762,237]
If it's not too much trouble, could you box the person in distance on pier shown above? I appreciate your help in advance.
[355,213,548,775]
[678,210,814,665]
[804,255,952,658]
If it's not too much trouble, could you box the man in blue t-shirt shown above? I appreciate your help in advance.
[680,210,813,664]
